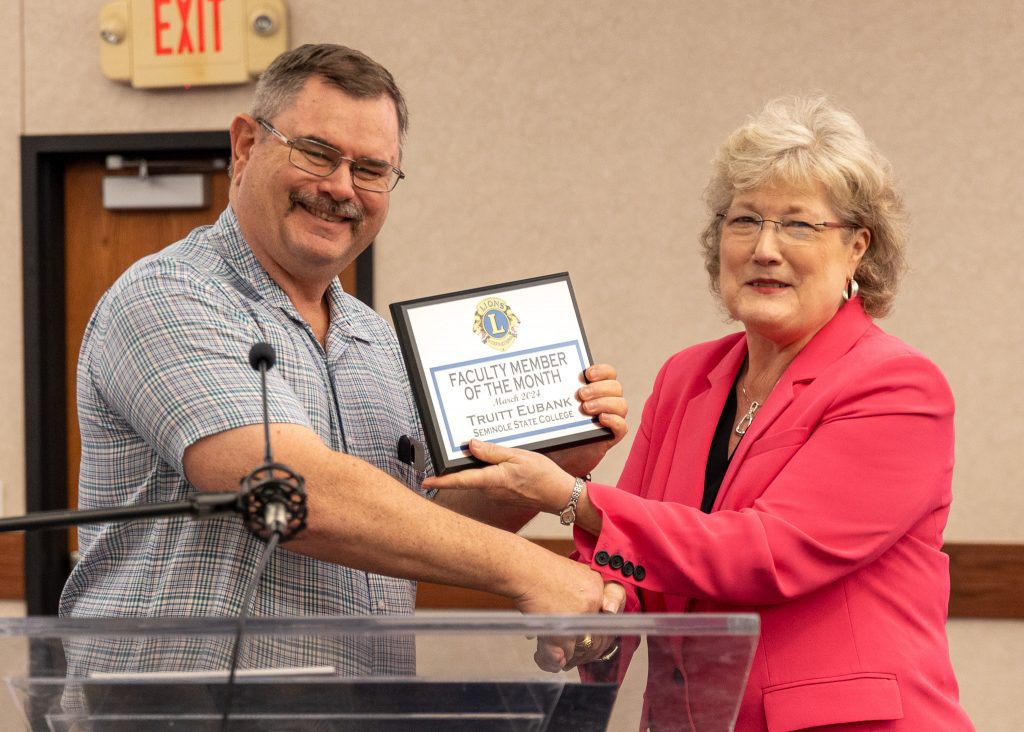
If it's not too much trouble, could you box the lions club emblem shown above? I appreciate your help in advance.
[472,297,520,352]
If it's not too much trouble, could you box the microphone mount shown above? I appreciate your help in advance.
[239,462,306,541]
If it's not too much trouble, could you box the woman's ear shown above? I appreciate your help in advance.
[849,227,871,271]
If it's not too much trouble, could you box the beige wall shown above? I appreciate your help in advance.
[0,2,23,519]
[4,1,1022,728]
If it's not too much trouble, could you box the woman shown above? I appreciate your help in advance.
[426,96,973,730]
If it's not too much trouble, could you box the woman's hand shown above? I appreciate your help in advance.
[425,363,627,515]
[534,582,627,672]
[546,363,629,479]
[424,439,575,515]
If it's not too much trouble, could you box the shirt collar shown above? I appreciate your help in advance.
[212,206,382,344]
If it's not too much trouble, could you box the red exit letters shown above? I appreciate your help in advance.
[153,0,226,56]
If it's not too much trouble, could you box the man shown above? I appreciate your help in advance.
[59,44,626,673]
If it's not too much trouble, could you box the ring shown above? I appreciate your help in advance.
[597,643,620,662]
[574,634,594,651]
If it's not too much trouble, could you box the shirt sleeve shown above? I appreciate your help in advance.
[83,259,312,477]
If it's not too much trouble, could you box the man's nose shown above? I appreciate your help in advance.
[316,160,358,199]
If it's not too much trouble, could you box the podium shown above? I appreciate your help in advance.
[0,612,758,731]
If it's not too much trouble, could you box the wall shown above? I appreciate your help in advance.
[4,1,1021,728]
[0,1,23,521]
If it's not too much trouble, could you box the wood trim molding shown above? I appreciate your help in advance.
[4,535,1023,618]
[0,534,24,600]
[945,543,1024,619]
[418,540,1024,619]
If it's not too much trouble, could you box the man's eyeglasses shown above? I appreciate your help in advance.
[256,117,405,193]
[717,213,856,245]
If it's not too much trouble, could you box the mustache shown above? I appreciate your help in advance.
[289,192,364,223]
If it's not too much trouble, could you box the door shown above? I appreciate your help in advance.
[63,160,231,548]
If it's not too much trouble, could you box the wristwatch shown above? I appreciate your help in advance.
[559,477,587,526]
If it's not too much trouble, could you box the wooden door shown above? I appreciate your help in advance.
[64,162,227,537]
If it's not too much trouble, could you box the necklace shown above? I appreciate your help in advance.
[734,384,761,436]
[735,358,790,437]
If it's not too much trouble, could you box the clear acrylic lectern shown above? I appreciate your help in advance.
[0,612,758,731]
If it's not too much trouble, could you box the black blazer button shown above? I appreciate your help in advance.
[673,667,684,685]
[621,561,634,577]
[633,565,646,581]
[595,551,610,566]
[609,554,624,570]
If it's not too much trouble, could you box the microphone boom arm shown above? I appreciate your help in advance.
[0,492,241,534]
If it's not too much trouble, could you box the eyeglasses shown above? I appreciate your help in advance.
[717,212,855,245]
[256,117,405,193]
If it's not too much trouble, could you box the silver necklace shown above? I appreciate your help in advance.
[735,359,790,436]
[735,384,761,436]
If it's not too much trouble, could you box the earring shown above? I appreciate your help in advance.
[842,278,860,301]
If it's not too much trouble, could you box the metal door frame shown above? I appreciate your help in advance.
[20,131,374,614]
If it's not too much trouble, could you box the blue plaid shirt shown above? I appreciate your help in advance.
[60,207,431,675]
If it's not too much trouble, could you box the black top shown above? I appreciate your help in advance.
[702,377,739,513]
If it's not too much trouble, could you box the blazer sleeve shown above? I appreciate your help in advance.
[573,356,673,613]
[581,351,955,606]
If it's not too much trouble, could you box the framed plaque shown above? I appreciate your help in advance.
[390,273,611,473]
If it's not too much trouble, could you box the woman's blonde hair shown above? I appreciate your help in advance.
[699,96,907,317]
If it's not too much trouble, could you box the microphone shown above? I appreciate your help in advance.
[248,341,276,371]
[238,342,308,542]
[222,343,310,731]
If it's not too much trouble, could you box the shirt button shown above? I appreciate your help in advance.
[595,551,611,566]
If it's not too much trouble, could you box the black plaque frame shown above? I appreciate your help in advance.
[390,273,611,474]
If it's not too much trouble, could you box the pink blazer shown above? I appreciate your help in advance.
[576,301,973,731]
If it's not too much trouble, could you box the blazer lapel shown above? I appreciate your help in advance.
[713,300,874,509]
[656,339,749,507]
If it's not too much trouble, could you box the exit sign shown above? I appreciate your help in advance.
[100,0,288,89]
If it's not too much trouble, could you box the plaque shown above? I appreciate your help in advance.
[390,273,611,473]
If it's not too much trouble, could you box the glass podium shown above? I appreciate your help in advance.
[0,612,758,731]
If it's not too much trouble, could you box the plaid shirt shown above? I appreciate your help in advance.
[60,207,431,676]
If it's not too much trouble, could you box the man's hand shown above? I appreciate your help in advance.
[511,553,605,616]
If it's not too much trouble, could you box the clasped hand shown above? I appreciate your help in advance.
[534,581,627,673]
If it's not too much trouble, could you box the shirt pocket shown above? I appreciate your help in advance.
[763,671,903,731]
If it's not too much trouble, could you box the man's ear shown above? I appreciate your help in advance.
[229,114,259,183]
